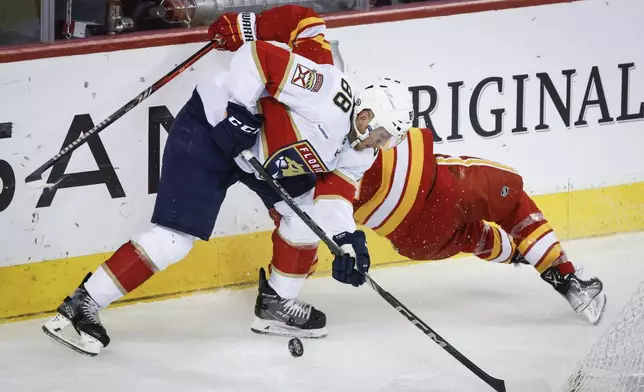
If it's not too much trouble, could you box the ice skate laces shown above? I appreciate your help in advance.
[281,299,311,320]
[81,296,102,324]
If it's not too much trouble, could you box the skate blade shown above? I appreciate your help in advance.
[250,317,328,339]
[582,293,607,325]
[42,313,103,356]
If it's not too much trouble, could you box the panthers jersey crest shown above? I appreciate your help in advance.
[264,140,329,179]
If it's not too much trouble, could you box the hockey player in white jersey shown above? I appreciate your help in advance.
[248,75,413,339]
[42,5,414,355]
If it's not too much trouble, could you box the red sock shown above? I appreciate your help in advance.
[104,242,157,293]
[555,261,576,276]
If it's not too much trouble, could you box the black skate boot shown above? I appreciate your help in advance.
[42,272,110,356]
[541,263,607,325]
[250,268,327,339]
[510,249,530,266]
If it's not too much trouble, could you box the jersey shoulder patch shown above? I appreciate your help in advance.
[290,62,324,92]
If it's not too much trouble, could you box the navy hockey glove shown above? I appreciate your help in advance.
[211,101,263,159]
[332,230,370,287]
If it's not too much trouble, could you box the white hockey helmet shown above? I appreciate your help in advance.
[351,78,414,150]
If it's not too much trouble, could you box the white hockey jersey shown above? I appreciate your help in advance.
[196,41,376,237]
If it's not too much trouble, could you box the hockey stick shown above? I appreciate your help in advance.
[240,149,548,392]
[24,42,215,186]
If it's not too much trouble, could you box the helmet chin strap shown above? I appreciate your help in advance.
[351,113,383,148]
[350,126,372,148]
[350,114,371,148]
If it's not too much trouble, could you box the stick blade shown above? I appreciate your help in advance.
[504,378,552,392]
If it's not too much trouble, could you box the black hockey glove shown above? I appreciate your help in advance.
[211,101,264,159]
[332,230,370,287]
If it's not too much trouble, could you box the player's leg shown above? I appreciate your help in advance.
[459,221,517,264]
[498,190,606,323]
[432,155,525,265]
[241,174,327,338]
[444,155,606,324]
[43,90,237,354]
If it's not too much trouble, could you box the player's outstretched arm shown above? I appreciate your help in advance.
[208,5,333,64]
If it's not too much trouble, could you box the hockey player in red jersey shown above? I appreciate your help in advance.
[42,6,414,355]
[329,126,607,325]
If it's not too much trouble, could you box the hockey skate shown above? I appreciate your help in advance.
[541,264,607,325]
[510,249,530,266]
[250,268,328,339]
[42,273,110,356]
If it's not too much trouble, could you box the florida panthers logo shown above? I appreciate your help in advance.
[264,141,328,179]
[275,156,306,177]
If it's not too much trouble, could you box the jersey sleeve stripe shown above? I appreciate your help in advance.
[294,34,331,51]
[294,25,326,40]
[252,41,294,97]
[285,109,303,141]
[258,98,302,158]
[373,128,425,236]
[354,149,396,224]
[250,42,268,85]
[288,17,325,47]
[274,54,295,101]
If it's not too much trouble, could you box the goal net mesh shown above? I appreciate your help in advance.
[566,281,644,392]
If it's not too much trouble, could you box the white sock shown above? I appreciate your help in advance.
[84,266,125,308]
[268,272,306,300]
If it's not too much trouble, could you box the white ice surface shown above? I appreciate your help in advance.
[1,232,643,392]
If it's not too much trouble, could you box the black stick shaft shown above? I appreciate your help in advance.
[240,150,343,256]
[25,42,214,184]
[362,274,506,391]
[241,149,507,392]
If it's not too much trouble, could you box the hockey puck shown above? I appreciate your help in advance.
[288,338,303,357]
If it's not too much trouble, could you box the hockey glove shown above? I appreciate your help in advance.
[211,101,263,159]
[208,12,256,51]
[332,230,370,287]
